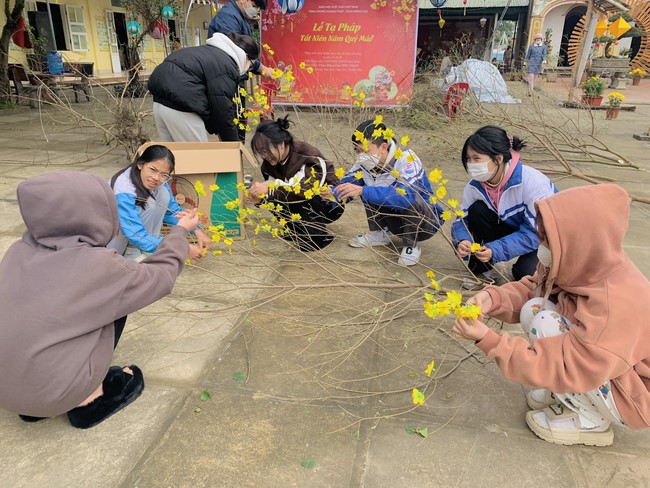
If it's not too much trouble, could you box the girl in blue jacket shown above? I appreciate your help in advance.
[108,145,210,262]
[452,126,556,284]
[334,120,443,267]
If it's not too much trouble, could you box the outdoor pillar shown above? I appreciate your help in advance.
[568,0,595,101]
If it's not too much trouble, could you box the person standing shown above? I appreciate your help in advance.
[207,0,274,141]
[503,45,513,72]
[525,33,547,94]
[148,32,259,142]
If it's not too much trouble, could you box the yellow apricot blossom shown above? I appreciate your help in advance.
[428,169,443,183]
[373,115,383,125]
[424,360,435,377]
[209,184,220,192]
[412,388,425,405]
[335,167,345,179]
[390,168,400,178]
[441,211,452,221]
[436,186,447,199]
[400,135,410,146]
[447,199,458,209]
[354,171,363,180]
[194,180,206,196]
[470,242,481,253]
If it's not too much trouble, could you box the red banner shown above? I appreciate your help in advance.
[260,1,419,107]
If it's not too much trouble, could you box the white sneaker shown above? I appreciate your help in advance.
[398,245,421,266]
[526,388,557,410]
[348,230,391,248]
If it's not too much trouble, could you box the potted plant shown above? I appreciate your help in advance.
[581,76,606,106]
[629,68,646,86]
[606,92,624,119]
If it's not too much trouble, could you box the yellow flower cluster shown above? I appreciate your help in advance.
[608,91,625,107]
[629,68,646,79]
[423,289,482,320]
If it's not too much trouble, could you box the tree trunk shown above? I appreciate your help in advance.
[1,0,26,105]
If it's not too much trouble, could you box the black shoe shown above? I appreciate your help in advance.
[18,414,47,423]
[67,365,144,429]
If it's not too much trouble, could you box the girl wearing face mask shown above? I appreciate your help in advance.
[148,32,259,142]
[334,119,444,267]
[454,184,650,447]
[246,116,343,252]
[524,33,547,94]
[452,125,556,285]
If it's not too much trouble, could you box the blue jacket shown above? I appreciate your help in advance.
[337,143,444,217]
[113,178,184,253]
[207,0,262,75]
[452,162,557,263]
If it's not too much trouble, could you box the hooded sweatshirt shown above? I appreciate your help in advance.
[476,184,650,429]
[0,172,189,417]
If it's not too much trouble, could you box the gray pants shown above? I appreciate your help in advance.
[153,102,208,142]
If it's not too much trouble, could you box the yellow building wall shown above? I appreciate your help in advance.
[1,0,205,75]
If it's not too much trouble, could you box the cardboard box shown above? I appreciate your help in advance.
[137,141,249,239]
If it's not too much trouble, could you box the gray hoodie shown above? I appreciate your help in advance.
[0,172,188,417]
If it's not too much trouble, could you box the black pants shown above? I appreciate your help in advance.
[114,316,127,349]
[364,199,438,248]
[277,198,344,252]
[465,200,538,281]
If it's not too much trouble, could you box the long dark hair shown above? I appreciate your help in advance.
[110,145,175,209]
[461,125,526,171]
[251,115,294,160]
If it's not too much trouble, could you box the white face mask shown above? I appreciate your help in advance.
[357,153,380,171]
[467,161,496,182]
[245,6,260,19]
[537,244,552,268]
[535,39,543,45]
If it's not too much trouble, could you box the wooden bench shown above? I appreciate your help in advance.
[61,62,93,103]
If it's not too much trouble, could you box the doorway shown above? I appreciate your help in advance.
[560,6,587,66]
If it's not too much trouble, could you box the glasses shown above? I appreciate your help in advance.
[142,164,171,182]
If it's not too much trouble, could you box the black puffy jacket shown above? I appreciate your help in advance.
[148,45,240,141]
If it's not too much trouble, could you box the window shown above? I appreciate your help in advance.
[27,2,88,52]
[66,5,88,51]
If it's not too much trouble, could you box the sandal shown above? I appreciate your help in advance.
[67,365,144,429]
[525,404,614,446]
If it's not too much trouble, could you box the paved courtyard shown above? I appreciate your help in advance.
[1,77,650,488]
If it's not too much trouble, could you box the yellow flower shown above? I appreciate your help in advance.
[424,292,435,302]
[395,148,404,160]
[382,128,395,140]
[406,153,416,163]
[446,290,463,308]
[185,259,192,265]
[412,388,425,406]
[354,171,363,180]
[223,238,233,246]
[262,43,271,51]
[239,87,247,97]
[209,184,220,192]
[454,304,482,320]
[372,128,383,139]
[353,130,365,142]
[293,184,301,194]
[290,213,302,221]
[436,186,447,199]
[390,168,400,178]
[299,61,306,69]
[304,189,314,200]
[353,101,361,107]
[194,180,206,196]
[400,135,410,146]
[447,199,458,209]
[424,360,435,377]
[358,92,366,100]
[362,139,369,151]
[373,115,383,125]
[212,250,222,256]
[470,242,481,253]
[396,188,406,195]
[224,199,240,210]
[278,218,287,227]
[285,71,295,83]
[211,233,221,243]
[430,279,440,291]
[306,67,314,74]
[271,69,283,79]
[428,169,443,183]
[455,210,465,217]
[426,271,436,279]
[428,195,438,205]
[335,167,345,179]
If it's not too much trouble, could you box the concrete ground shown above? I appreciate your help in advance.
[1,78,650,488]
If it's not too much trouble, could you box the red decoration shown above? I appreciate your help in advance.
[150,20,169,40]
[11,17,32,49]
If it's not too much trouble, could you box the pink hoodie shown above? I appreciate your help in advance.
[477,184,650,429]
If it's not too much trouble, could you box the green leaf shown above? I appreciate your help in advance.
[371,307,380,315]
[300,458,316,469]
[200,389,212,401]
[407,372,417,378]
[417,427,429,438]
[405,425,417,435]
[233,371,246,382]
